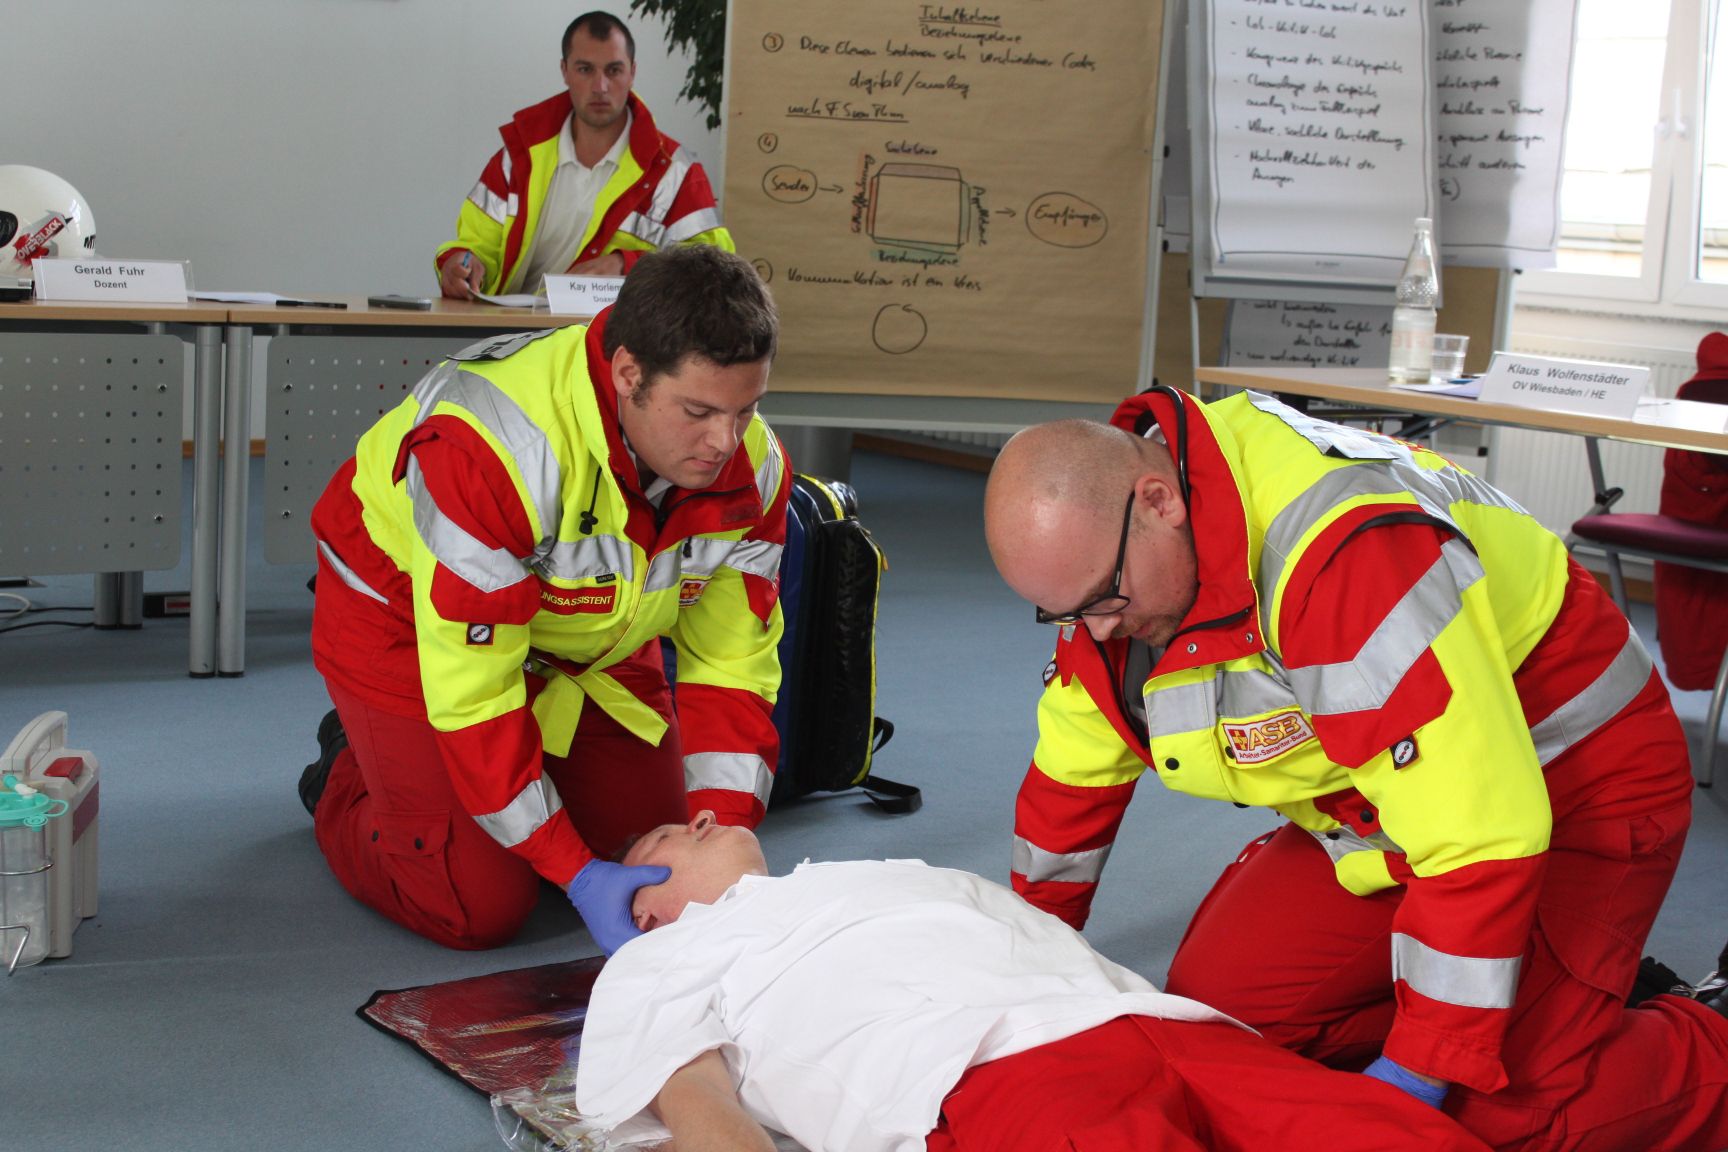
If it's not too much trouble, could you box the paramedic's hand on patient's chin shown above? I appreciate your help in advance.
[566,860,672,956]
[1363,1055,1450,1108]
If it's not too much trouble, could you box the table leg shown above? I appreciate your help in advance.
[189,324,222,676]
[218,325,253,676]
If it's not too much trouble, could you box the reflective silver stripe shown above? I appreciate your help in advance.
[467,180,510,225]
[1218,665,1297,723]
[475,772,565,848]
[617,210,667,248]
[406,458,532,593]
[1391,931,1520,1010]
[680,537,736,580]
[1146,679,1216,736]
[1012,837,1112,884]
[664,205,724,245]
[639,147,699,246]
[1287,538,1483,716]
[1529,628,1653,766]
[725,538,784,581]
[684,751,773,810]
[645,549,684,594]
[1306,824,1404,864]
[1147,666,1300,740]
[541,535,634,582]
[410,365,561,550]
[756,433,786,510]
[501,150,513,184]
[316,539,388,604]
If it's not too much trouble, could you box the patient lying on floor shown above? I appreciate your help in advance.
[574,812,1491,1152]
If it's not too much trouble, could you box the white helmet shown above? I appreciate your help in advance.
[0,165,97,283]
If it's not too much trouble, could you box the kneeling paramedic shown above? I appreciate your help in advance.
[301,246,790,955]
[984,393,1728,1151]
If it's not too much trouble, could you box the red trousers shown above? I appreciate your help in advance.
[1165,820,1728,1152]
[926,1014,1493,1151]
[314,647,687,950]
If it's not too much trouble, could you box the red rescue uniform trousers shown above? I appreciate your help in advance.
[1165,675,1728,1152]
[314,643,688,950]
[926,1014,1493,1151]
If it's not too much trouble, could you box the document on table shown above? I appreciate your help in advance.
[473,291,544,308]
[192,291,296,304]
[1390,377,1483,399]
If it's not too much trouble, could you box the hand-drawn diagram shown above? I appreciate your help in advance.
[871,303,928,354]
[868,163,968,259]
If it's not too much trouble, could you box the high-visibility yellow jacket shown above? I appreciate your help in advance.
[434,92,733,295]
[1012,388,1686,1091]
[310,317,788,887]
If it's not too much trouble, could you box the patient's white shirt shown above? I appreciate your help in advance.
[576,859,1240,1152]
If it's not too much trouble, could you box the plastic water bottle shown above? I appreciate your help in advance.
[1388,217,1440,384]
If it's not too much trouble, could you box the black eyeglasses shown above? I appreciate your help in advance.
[1035,491,1136,625]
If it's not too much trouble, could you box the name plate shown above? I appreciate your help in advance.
[1475,352,1649,421]
[544,274,624,316]
[32,258,190,303]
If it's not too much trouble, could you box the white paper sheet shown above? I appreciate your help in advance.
[1202,0,1434,284]
[473,291,544,308]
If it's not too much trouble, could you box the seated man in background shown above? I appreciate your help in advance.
[436,11,732,299]
[574,814,1492,1152]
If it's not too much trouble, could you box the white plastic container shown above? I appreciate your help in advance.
[1,712,99,968]
[0,777,63,972]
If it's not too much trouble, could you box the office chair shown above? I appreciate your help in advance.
[1566,338,1728,787]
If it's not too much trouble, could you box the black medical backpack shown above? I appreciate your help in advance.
[768,475,919,814]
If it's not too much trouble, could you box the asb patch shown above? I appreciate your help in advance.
[1042,658,1058,686]
[679,577,709,607]
[1391,735,1419,768]
[540,582,618,616]
[1223,709,1316,764]
[465,623,494,646]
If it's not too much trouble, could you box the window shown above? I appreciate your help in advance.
[1526,0,1728,314]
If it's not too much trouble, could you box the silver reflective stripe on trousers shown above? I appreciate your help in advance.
[1287,538,1482,716]
[684,751,774,810]
[475,772,566,849]
[1529,627,1654,766]
[1012,837,1112,884]
[316,539,388,604]
[1391,931,1520,1010]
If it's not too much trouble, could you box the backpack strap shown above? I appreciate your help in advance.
[858,719,920,813]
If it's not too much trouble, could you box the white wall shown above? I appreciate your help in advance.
[10,0,720,297]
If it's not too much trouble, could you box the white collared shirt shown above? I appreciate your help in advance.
[516,110,632,293]
[576,860,1242,1152]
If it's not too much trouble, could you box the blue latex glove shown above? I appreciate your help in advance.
[1364,1055,1450,1109]
[565,859,672,956]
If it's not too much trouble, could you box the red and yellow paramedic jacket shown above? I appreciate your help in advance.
[434,91,733,295]
[1012,388,1680,1092]
[310,316,788,888]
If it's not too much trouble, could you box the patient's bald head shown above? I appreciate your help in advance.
[623,811,769,932]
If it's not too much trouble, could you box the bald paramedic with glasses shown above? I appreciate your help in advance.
[983,387,1728,1151]
[299,247,789,957]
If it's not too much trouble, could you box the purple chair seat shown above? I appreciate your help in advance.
[1570,513,1728,560]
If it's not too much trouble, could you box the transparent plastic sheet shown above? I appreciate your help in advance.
[490,1068,806,1152]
